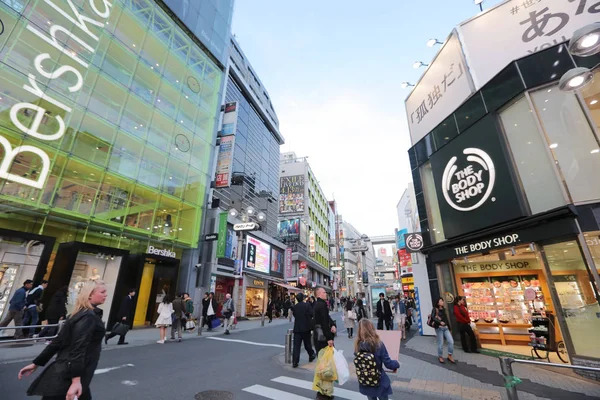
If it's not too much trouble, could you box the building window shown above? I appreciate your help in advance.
[420,162,445,243]
[498,95,566,214]
[530,85,600,203]
[581,70,599,139]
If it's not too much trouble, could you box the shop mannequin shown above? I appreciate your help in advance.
[88,268,101,281]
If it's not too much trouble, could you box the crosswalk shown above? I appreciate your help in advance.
[242,376,365,400]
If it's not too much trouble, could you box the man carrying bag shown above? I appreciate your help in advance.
[105,289,135,345]
[222,293,235,335]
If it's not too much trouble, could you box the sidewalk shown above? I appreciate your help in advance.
[279,321,600,400]
[0,316,292,364]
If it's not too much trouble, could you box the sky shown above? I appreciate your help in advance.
[231,0,504,237]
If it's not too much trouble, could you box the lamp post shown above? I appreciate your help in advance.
[474,0,484,12]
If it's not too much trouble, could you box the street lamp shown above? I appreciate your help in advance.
[568,22,600,57]
[413,61,429,69]
[426,39,443,48]
[474,0,484,12]
[400,82,415,89]
[559,67,594,91]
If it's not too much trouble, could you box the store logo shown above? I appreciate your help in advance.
[147,246,176,258]
[442,148,496,212]
[405,233,424,252]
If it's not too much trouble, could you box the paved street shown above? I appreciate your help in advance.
[0,312,599,399]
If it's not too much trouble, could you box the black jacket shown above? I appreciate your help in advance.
[117,295,134,322]
[172,297,186,319]
[45,291,67,322]
[202,298,210,316]
[432,306,450,329]
[25,285,44,308]
[313,298,334,342]
[292,301,313,333]
[28,307,105,396]
[377,299,393,319]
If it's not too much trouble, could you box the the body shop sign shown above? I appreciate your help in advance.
[0,0,113,189]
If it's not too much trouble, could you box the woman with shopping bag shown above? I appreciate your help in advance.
[354,319,400,400]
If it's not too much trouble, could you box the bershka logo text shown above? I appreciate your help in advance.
[442,148,496,212]
[0,0,112,189]
[147,246,176,258]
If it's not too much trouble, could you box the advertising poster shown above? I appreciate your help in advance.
[309,230,316,255]
[396,228,408,249]
[280,175,305,214]
[245,236,271,274]
[278,218,300,241]
[398,249,412,267]
[215,135,235,188]
[0,266,18,320]
[299,220,308,245]
[284,248,293,279]
[271,248,283,274]
[224,228,239,260]
[221,102,238,135]
[215,212,228,258]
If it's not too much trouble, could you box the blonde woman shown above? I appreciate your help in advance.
[155,295,173,343]
[18,280,108,400]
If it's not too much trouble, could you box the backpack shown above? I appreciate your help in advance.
[354,351,381,387]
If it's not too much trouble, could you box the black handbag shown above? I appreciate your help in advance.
[112,322,129,336]
[314,324,326,342]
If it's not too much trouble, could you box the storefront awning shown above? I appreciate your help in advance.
[272,281,302,293]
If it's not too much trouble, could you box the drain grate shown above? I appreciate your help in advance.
[195,391,234,400]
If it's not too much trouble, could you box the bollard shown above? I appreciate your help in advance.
[261,313,265,327]
[197,316,204,336]
[285,328,293,364]
[499,357,519,400]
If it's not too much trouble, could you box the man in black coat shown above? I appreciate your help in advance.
[376,292,393,330]
[291,293,315,368]
[313,287,336,357]
[105,289,135,345]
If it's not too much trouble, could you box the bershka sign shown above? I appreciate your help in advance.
[454,233,520,256]
[0,0,113,189]
[430,115,526,238]
[147,246,176,258]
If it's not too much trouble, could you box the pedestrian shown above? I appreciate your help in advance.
[453,296,479,353]
[393,295,407,339]
[155,295,173,344]
[23,280,48,338]
[376,293,392,330]
[18,280,107,400]
[266,297,274,323]
[291,293,315,368]
[201,292,210,329]
[344,298,356,338]
[222,293,235,335]
[105,289,135,345]
[39,286,68,342]
[355,299,367,322]
[283,295,291,319]
[206,292,217,330]
[354,319,400,400]
[313,287,336,400]
[0,279,33,339]
[308,295,316,312]
[183,293,194,330]
[171,293,185,341]
[432,297,455,364]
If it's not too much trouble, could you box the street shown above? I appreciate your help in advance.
[0,313,447,400]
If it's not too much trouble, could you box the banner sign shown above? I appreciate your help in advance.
[284,247,293,278]
[221,102,238,135]
[216,212,228,258]
[245,236,271,274]
[404,232,424,253]
[309,230,316,255]
[215,135,235,188]
[398,249,412,267]
[271,248,284,275]
[280,175,305,214]
[396,228,408,249]
[278,218,300,241]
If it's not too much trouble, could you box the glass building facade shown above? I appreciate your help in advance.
[0,0,224,326]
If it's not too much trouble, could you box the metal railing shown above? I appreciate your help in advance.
[0,321,65,344]
[499,356,600,400]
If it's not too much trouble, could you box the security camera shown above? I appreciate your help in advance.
[194,263,202,270]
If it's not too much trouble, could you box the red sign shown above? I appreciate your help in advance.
[285,247,293,279]
[398,249,412,267]
[300,261,307,270]
[403,285,409,291]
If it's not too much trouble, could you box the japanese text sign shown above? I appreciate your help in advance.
[458,0,600,89]
[405,31,474,145]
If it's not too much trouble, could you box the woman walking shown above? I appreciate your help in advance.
[432,297,455,364]
[155,295,173,344]
[453,296,479,353]
[354,319,400,400]
[344,298,356,338]
[39,286,68,342]
[393,295,407,339]
[18,280,107,400]
[355,299,367,322]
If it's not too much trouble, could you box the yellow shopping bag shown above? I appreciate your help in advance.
[312,347,337,396]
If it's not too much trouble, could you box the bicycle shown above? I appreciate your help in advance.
[533,339,569,363]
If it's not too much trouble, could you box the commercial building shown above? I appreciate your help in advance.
[338,219,375,298]
[198,35,294,317]
[406,0,600,371]
[0,0,232,328]
[278,152,332,292]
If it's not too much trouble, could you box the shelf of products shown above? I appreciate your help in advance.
[528,312,556,352]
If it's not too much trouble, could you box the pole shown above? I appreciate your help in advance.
[233,230,244,318]
[197,316,204,336]
[499,357,519,400]
[261,312,265,327]
[285,328,293,364]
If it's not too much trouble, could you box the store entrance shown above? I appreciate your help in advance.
[133,257,179,327]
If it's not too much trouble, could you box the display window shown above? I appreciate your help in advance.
[133,256,179,327]
[245,287,265,317]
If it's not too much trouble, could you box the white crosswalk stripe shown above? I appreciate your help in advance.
[242,375,366,400]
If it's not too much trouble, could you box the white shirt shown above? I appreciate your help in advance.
[207,301,215,316]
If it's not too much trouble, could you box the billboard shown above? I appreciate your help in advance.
[271,248,284,275]
[280,175,305,214]
[224,227,239,260]
[309,230,316,255]
[278,218,300,241]
[299,220,308,245]
[221,102,238,136]
[215,212,228,258]
[284,247,293,279]
[396,228,408,249]
[215,135,235,188]
[245,236,271,274]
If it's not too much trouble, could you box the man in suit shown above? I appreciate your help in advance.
[105,289,135,345]
[313,287,336,356]
[376,292,393,330]
[291,293,315,368]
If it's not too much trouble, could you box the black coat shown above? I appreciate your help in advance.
[376,299,393,319]
[313,298,334,342]
[28,307,105,397]
[45,291,67,322]
[292,301,313,333]
[202,298,210,316]
[117,295,134,322]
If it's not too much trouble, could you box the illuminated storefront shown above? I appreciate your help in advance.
[0,0,223,326]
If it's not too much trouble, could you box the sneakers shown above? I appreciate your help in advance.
[178,338,182,342]
[309,355,316,362]
[157,340,165,344]
[224,330,230,335]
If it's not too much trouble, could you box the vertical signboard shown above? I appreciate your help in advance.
[221,102,238,135]
[280,175,305,214]
[309,230,316,256]
[299,220,308,245]
[216,212,228,258]
[284,247,293,279]
[396,228,408,249]
[215,102,238,188]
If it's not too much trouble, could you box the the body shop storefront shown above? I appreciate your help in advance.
[0,1,222,325]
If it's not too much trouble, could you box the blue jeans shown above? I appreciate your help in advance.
[367,396,389,400]
[23,307,39,337]
[436,326,454,357]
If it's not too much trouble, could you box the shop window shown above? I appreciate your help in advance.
[113,8,146,56]
[93,175,134,224]
[108,133,143,180]
[124,185,158,232]
[431,115,458,150]
[517,45,575,89]
[499,96,566,214]
[580,69,600,136]
[419,162,445,243]
[120,95,151,141]
[414,135,434,165]
[138,146,166,187]
[455,93,487,133]
[583,231,600,272]
[183,168,206,206]
[531,85,600,203]
[102,41,136,88]
[53,161,101,215]
[481,63,525,113]
[147,109,175,151]
[543,241,600,358]
[161,157,188,199]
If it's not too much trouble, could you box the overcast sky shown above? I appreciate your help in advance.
[231,0,503,237]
